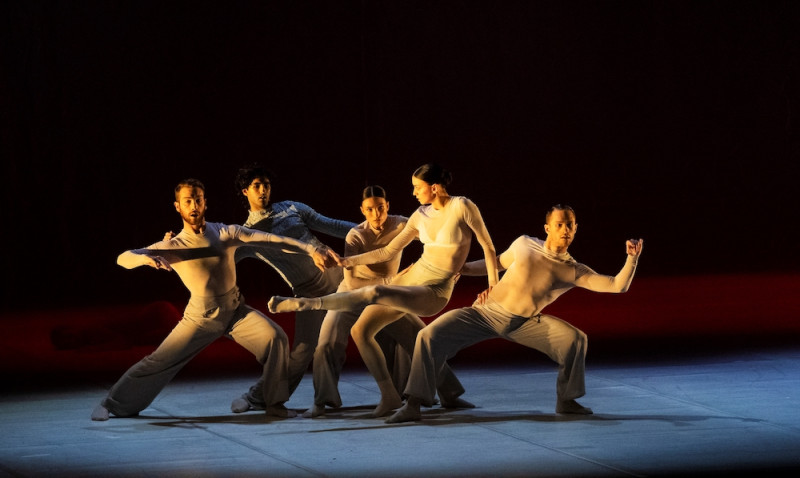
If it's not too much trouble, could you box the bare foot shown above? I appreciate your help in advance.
[385,402,422,424]
[269,296,320,313]
[370,396,403,418]
[91,403,110,421]
[231,394,265,413]
[268,296,296,313]
[302,404,326,418]
[440,396,475,409]
[265,403,298,418]
[556,399,593,415]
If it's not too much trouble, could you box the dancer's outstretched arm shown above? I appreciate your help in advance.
[574,239,642,293]
[236,226,342,270]
[341,219,418,268]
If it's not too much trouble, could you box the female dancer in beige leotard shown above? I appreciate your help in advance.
[270,164,499,416]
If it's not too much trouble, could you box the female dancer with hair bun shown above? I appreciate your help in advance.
[270,163,499,417]
[304,184,410,418]
[305,184,470,418]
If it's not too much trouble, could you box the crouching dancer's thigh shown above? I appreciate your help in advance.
[229,306,288,362]
[422,307,495,351]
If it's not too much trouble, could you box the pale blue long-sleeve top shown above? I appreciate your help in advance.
[235,200,356,290]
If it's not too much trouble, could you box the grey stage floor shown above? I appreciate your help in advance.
[2,346,800,477]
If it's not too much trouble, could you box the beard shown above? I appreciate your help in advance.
[181,210,205,226]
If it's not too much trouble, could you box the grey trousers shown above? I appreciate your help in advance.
[245,266,344,406]
[102,287,290,416]
[313,306,468,408]
[405,297,587,407]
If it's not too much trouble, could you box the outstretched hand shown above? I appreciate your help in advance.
[626,238,644,258]
[311,247,343,271]
[324,248,343,267]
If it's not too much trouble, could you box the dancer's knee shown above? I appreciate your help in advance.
[560,328,587,364]
[420,322,446,348]
[314,340,337,362]
[273,327,290,349]
[263,323,288,343]
[350,321,369,347]
[253,327,289,363]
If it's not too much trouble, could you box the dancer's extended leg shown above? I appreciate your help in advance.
[269,284,448,317]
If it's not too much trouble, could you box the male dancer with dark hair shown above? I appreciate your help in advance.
[230,164,357,414]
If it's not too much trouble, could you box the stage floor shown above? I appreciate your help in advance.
[2,345,799,477]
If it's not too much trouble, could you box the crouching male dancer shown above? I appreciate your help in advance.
[91,178,338,421]
[387,205,643,423]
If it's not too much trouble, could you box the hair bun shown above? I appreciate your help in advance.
[413,163,452,187]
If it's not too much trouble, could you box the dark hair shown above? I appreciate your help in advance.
[235,163,275,210]
[413,163,452,188]
[174,178,205,201]
[361,185,387,201]
[545,204,576,223]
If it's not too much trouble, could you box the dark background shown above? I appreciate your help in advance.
[1,1,798,313]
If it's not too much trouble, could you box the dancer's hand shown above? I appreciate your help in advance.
[310,248,329,271]
[626,238,643,258]
[476,286,492,305]
[311,247,343,271]
[323,248,343,267]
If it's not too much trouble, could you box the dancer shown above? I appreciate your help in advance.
[387,205,643,423]
[270,163,499,416]
[304,185,413,418]
[229,164,357,414]
[91,179,336,421]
